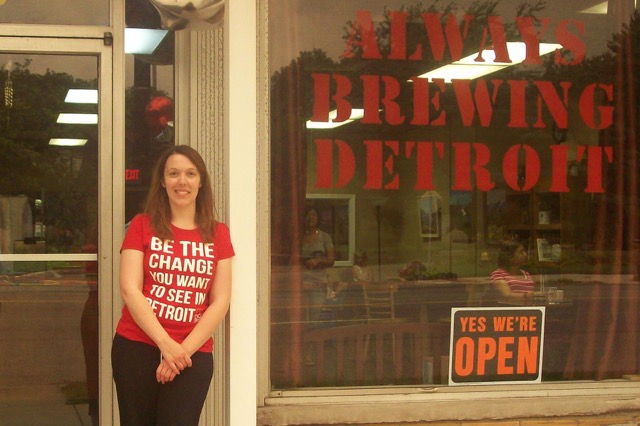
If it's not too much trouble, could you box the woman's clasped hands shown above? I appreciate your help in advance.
[157,339,193,384]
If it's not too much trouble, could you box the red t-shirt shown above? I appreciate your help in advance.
[115,214,235,352]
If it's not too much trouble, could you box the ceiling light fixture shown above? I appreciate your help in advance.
[124,28,169,54]
[49,138,88,146]
[580,2,608,14]
[580,1,636,14]
[65,89,98,104]
[57,113,98,124]
[416,42,562,83]
[306,109,365,129]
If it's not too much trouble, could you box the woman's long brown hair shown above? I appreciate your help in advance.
[144,145,217,242]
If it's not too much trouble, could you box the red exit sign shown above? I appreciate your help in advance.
[125,169,140,181]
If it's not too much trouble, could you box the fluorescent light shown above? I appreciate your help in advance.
[422,63,511,81]
[306,109,365,129]
[580,1,636,14]
[125,28,169,54]
[49,138,88,146]
[416,42,562,83]
[580,2,608,14]
[65,89,98,104]
[57,113,98,124]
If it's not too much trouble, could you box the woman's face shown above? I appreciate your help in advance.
[511,245,528,266]
[162,153,201,210]
[305,209,318,228]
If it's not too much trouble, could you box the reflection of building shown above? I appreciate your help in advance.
[0,196,33,272]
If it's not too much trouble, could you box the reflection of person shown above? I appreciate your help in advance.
[301,207,335,323]
[111,145,234,425]
[352,249,371,283]
[490,241,535,303]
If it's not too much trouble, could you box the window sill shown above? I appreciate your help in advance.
[260,381,640,425]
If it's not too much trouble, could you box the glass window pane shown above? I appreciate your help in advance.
[269,0,640,389]
[0,0,109,26]
[125,0,175,224]
[0,54,98,255]
[0,53,99,424]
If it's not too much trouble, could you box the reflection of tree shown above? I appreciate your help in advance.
[543,10,640,253]
[270,49,338,266]
[537,8,640,381]
[340,1,547,86]
[0,60,97,250]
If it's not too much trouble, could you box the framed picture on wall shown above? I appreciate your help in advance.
[418,191,442,239]
[306,194,355,266]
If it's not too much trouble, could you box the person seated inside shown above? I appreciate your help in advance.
[352,249,372,284]
[490,241,538,304]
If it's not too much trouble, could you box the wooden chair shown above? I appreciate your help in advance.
[302,321,426,386]
[361,282,407,360]
[362,282,400,322]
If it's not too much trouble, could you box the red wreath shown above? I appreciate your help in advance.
[144,96,174,134]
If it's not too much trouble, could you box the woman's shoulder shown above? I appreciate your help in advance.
[319,229,332,241]
[490,268,508,279]
[213,220,230,233]
[212,221,232,241]
[128,213,152,228]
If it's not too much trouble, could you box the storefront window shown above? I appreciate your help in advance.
[269,0,640,389]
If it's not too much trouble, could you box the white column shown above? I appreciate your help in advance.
[225,0,257,425]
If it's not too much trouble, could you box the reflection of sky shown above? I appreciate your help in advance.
[269,0,634,73]
[1,53,173,97]
[0,0,108,26]
[2,54,97,82]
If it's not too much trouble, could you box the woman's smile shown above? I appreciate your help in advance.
[163,154,202,209]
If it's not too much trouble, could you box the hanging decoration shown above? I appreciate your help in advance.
[4,61,13,109]
[147,0,224,31]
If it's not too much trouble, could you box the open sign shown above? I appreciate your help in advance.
[449,307,545,385]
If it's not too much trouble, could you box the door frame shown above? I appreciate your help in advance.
[0,35,120,424]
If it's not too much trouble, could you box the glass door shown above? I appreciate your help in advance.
[0,37,112,425]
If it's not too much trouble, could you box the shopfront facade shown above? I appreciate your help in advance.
[0,0,639,425]
[260,0,640,424]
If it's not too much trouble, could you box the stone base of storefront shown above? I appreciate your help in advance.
[259,382,640,425]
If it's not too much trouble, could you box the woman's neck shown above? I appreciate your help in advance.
[171,207,197,229]
[305,227,319,235]
[507,266,522,276]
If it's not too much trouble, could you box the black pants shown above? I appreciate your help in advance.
[111,333,214,426]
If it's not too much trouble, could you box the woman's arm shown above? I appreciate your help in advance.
[119,249,192,378]
[156,258,232,384]
[324,243,336,267]
[306,235,336,269]
[492,278,531,303]
[181,258,232,356]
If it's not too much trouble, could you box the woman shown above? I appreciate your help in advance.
[352,249,371,284]
[112,145,234,425]
[490,241,535,303]
[301,206,335,364]
[301,207,335,313]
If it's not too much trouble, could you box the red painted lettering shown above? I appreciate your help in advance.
[452,143,495,191]
[341,10,382,60]
[555,19,586,65]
